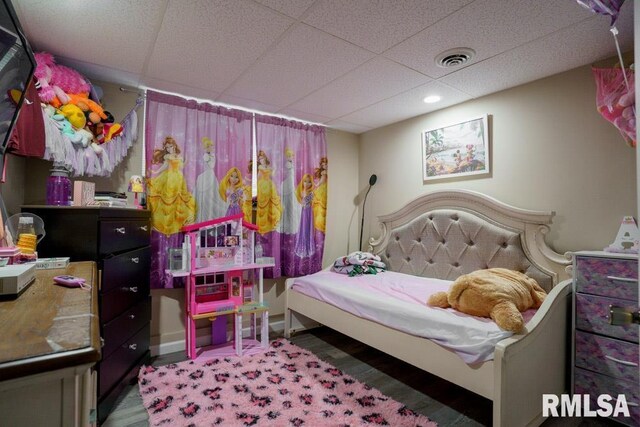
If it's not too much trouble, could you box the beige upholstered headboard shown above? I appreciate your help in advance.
[369,190,570,291]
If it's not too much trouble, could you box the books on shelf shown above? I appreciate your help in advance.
[89,199,128,207]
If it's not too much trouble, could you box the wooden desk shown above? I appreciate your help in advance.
[0,261,100,426]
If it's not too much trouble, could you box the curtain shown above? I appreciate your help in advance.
[255,115,327,277]
[145,91,253,288]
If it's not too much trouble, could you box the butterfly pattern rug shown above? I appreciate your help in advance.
[138,338,437,426]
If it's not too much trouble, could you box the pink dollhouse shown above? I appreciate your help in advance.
[168,214,274,359]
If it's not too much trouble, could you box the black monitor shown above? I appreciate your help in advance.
[0,0,35,173]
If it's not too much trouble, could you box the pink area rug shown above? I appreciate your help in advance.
[138,339,437,426]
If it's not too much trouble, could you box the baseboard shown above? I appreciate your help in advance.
[150,318,285,356]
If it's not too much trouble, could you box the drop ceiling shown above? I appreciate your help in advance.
[13,0,634,134]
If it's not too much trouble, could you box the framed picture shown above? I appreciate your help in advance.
[421,114,490,181]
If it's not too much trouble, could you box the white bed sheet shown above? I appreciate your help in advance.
[292,270,535,364]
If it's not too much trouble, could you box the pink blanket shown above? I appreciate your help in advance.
[292,270,536,363]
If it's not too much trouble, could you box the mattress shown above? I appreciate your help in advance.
[291,270,536,364]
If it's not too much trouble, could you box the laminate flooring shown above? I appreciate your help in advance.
[103,327,620,427]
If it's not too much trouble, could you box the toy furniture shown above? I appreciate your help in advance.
[285,190,572,427]
[173,214,274,359]
[21,205,151,424]
[571,251,639,426]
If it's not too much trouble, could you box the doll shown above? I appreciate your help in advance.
[147,136,196,235]
[195,137,225,222]
[294,174,316,257]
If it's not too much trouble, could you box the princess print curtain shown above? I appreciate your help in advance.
[145,91,253,288]
[255,115,327,277]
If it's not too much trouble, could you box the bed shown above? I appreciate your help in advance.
[284,189,572,427]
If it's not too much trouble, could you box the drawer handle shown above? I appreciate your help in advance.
[140,225,148,232]
[128,343,137,351]
[115,227,126,234]
[131,257,140,264]
[604,355,639,367]
[606,275,637,283]
[129,314,136,320]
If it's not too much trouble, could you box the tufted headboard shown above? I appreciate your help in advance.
[369,190,570,291]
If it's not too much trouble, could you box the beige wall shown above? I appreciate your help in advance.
[0,154,26,215]
[151,129,361,349]
[359,63,637,255]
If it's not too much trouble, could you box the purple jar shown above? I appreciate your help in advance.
[46,165,71,206]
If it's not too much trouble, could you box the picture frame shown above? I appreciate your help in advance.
[421,114,490,181]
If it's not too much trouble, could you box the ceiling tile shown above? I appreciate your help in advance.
[146,0,293,93]
[287,57,432,119]
[216,94,281,114]
[224,24,374,107]
[439,11,634,98]
[14,0,165,73]
[276,108,331,124]
[385,0,598,78]
[253,0,315,19]
[340,81,472,128]
[141,77,221,105]
[326,120,372,134]
[303,0,473,54]
[56,56,142,89]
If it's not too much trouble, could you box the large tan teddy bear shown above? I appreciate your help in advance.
[427,268,547,333]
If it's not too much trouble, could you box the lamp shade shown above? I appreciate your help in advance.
[128,175,145,193]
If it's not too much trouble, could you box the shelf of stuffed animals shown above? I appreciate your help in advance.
[34,51,140,177]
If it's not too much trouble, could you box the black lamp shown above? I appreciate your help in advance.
[359,174,377,251]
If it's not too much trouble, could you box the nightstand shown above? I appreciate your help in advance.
[572,251,639,426]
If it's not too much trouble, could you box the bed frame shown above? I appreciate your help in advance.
[284,190,572,427]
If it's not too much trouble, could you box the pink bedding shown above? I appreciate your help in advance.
[292,270,536,364]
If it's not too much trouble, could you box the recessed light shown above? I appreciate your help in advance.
[423,95,441,104]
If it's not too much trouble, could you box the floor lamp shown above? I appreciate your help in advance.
[359,174,377,251]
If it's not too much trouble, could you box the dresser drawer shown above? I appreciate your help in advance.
[576,256,638,301]
[575,331,639,382]
[100,276,150,323]
[101,246,150,293]
[576,293,639,343]
[574,367,639,426]
[102,298,151,359]
[99,323,150,397]
[100,219,150,255]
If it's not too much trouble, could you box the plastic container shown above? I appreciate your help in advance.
[16,216,37,255]
[46,165,72,206]
[17,216,35,236]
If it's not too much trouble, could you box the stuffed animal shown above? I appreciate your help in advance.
[59,104,86,129]
[427,268,547,333]
[34,52,91,107]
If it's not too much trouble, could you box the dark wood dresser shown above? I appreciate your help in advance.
[21,206,151,424]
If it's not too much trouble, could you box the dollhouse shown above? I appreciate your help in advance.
[168,214,274,359]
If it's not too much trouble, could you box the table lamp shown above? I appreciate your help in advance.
[128,175,145,209]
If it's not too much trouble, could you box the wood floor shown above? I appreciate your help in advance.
[102,327,619,427]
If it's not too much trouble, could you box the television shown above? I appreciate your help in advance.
[0,0,35,173]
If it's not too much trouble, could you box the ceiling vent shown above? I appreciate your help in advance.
[435,48,475,68]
